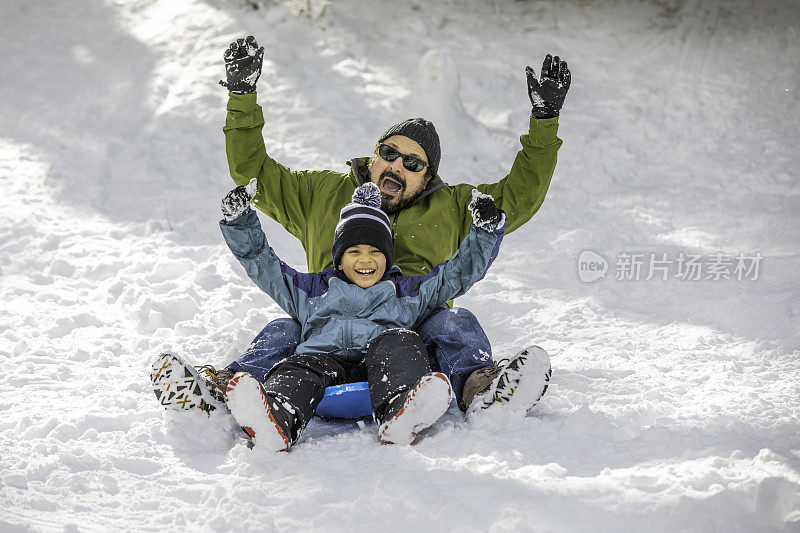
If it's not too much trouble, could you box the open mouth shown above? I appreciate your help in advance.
[379,173,404,196]
[354,268,376,276]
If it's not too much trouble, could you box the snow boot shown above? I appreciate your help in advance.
[225,372,302,452]
[377,372,453,445]
[150,352,231,413]
[463,346,552,416]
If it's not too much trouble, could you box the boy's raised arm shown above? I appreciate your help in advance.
[399,191,506,322]
[218,180,319,320]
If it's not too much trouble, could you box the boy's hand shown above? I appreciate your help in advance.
[219,35,265,94]
[526,54,570,119]
[468,189,501,231]
[221,178,258,221]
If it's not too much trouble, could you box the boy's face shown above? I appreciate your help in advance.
[338,244,387,288]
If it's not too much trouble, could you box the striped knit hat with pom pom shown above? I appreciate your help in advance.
[332,182,395,270]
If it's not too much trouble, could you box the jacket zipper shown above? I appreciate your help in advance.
[391,212,399,240]
[344,283,357,357]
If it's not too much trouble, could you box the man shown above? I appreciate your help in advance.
[203,35,569,417]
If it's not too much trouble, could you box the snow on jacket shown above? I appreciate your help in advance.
[223,93,561,284]
[220,209,505,361]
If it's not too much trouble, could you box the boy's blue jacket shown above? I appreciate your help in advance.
[220,209,505,361]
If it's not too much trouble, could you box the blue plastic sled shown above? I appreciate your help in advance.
[315,381,372,418]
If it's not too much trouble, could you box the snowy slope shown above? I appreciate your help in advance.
[1,0,799,531]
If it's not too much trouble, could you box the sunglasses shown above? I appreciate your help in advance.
[377,144,428,173]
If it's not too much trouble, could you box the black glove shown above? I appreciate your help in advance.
[221,178,258,221]
[526,54,571,119]
[468,190,501,231]
[219,36,265,94]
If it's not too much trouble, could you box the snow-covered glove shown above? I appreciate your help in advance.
[221,178,258,221]
[526,54,571,119]
[468,189,501,231]
[219,36,265,94]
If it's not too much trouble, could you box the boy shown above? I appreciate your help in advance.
[219,180,505,450]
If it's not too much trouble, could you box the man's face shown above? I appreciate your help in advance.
[338,244,387,289]
[369,135,430,214]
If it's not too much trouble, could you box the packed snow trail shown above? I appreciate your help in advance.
[1,0,799,531]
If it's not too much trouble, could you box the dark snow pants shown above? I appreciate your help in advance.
[225,307,493,409]
[261,329,432,425]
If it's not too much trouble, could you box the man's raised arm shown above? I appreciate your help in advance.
[221,36,315,240]
[457,54,571,235]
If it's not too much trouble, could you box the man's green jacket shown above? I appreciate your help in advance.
[224,93,562,279]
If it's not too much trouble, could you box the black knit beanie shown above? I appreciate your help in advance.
[378,118,440,177]
[332,183,394,270]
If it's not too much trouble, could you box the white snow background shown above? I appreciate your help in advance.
[1,0,799,531]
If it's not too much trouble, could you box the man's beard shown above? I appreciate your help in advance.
[377,170,424,214]
[380,191,419,214]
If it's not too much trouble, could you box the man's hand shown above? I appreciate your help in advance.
[526,54,571,119]
[219,36,265,94]
[468,189,501,231]
[221,178,258,221]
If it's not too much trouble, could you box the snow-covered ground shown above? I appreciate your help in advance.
[1,0,799,531]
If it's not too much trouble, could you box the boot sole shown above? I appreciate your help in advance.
[225,372,290,452]
[150,352,225,413]
[379,372,453,445]
[468,346,552,416]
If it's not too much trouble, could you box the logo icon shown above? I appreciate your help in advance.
[578,250,608,283]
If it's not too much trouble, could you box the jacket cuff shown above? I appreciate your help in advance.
[527,114,560,147]
[225,92,264,130]
[226,92,258,113]
[220,207,258,228]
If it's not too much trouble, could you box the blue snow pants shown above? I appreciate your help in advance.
[224,307,493,409]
